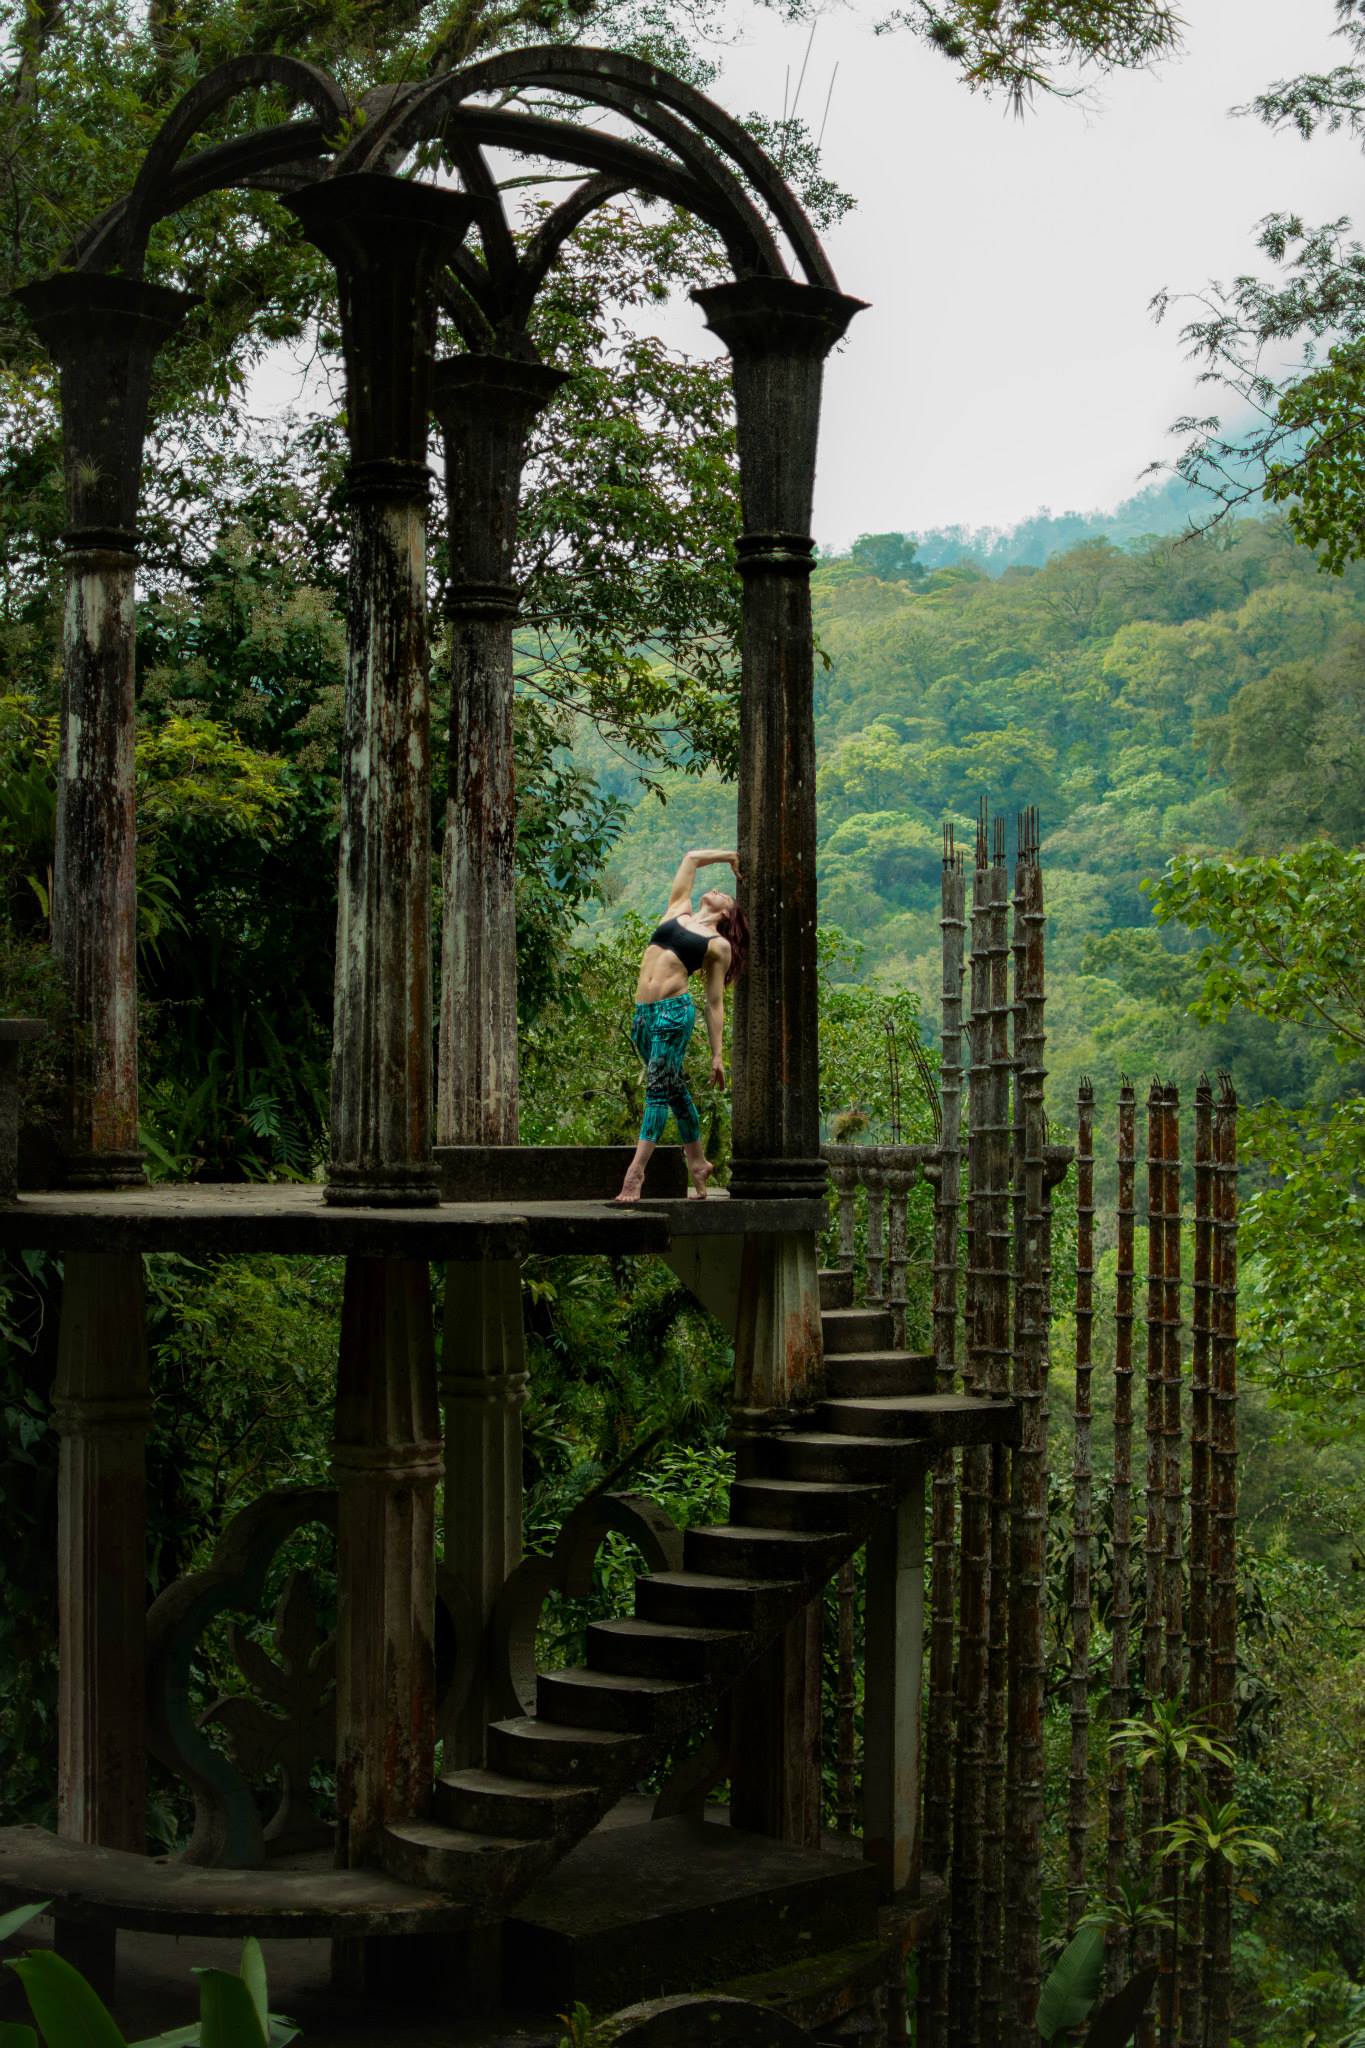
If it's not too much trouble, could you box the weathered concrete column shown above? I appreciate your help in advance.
[431,352,566,1149]
[14,273,194,1184]
[285,174,476,1208]
[429,354,565,1764]
[695,277,862,1847]
[440,1261,528,1765]
[693,277,864,1204]
[332,1258,442,1869]
[862,1471,927,1894]
[51,1254,152,1852]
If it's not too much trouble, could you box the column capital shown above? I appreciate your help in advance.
[14,271,196,536]
[285,174,479,471]
[693,276,866,362]
[430,351,568,422]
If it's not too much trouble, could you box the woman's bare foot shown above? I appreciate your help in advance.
[613,1171,645,1204]
[687,1159,716,1200]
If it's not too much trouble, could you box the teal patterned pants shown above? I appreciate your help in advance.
[632,994,701,1145]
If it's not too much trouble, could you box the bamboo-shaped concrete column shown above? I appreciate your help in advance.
[919,834,965,2048]
[284,175,473,1888]
[980,836,1012,2041]
[949,826,993,2048]
[431,352,565,1766]
[1106,1080,1137,1994]
[1180,1078,1214,2047]
[1005,815,1049,2040]
[1205,1079,1239,2048]
[697,277,862,1849]
[15,278,192,1961]
[1068,1079,1095,1933]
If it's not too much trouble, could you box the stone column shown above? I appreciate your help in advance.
[14,273,193,1183]
[430,353,564,1766]
[431,351,566,1150]
[862,1471,927,1893]
[696,276,863,1847]
[693,276,864,1205]
[284,173,476,1209]
[332,1258,442,1870]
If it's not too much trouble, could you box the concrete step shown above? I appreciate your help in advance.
[728,1476,887,1533]
[683,1523,849,1582]
[501,1813,885,2016]
[821,1305,894,1354]
[634,1570,802,1634]
[487,1715,646,1785]
[769,1431,931,1487]
[433,1768,597,1841]
[818,1266,854,1310]
[381,1820,542,1903]
[536,1666,703,1736]
[817,1393,1019,1447]
[586,1617,749,1684]
[826,1348,935,1398]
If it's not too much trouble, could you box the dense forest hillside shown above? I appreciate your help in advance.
[586,512,1365,1116]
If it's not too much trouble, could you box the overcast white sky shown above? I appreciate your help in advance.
[675,0,1365,547]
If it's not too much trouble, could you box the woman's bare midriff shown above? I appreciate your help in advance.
[634,943,696,1004]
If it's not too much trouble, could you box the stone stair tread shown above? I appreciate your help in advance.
[589,1618,745,1645]
[543,1666,698,1698]
[823,1394,1008,1419]
[437,1768,590,1806]
[488,1716,642,1752]
[735,1476,877,1497]
[640,1571,804,1598]
[385,1819,538,1858]
[686,1523,844,1547]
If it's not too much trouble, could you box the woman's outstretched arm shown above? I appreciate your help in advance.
[666,847,739,908]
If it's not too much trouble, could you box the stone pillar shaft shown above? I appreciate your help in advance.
[432,354,566,1149]
[440,1259,528,1766]
[53,1253,151,1848]
[333,1258,442,1868]
[862,1473,926,1893]
[285,174,475,1207]
[694,278,864,1202]
[14,274,193,1183]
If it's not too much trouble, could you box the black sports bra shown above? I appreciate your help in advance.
[649,916,710,975]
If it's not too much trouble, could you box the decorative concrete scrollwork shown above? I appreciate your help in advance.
[146,1486,339,1870]
[147,1485,477,1868]
[489,1490,683,1721]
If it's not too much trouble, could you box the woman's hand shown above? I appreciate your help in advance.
[710,1056,725,1089]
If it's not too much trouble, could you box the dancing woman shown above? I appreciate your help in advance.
[613,848,749,1203]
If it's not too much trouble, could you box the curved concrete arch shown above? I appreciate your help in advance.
[339,43,835,288]
[117,55,350,273]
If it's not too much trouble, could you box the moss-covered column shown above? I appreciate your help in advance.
[430,353,565,1765]
[15,273,193,1182]
[697,278,863,1848]
[286,174,474,1210]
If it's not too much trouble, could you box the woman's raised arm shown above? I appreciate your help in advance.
[666,847,739,908]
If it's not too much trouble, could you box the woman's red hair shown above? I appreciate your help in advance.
[716,904,750,985]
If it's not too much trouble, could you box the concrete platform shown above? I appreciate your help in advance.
[0,1186,823,1257]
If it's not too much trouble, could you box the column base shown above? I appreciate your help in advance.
[325,1163,441,1208]
[60,1150,146,1189]
[728,1156,828,1201]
